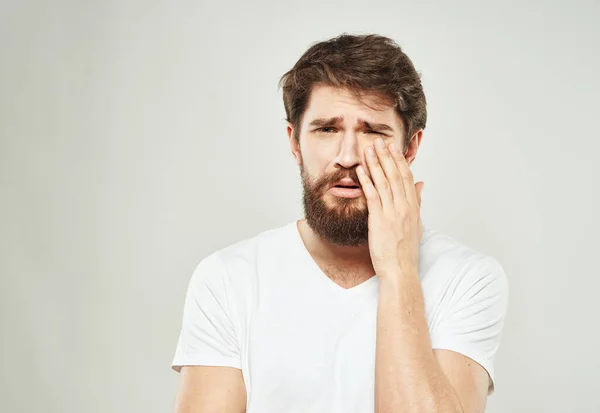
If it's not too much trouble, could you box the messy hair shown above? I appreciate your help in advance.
[278,33,427,149]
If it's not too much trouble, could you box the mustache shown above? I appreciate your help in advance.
[321,168,361,188]
[300,165,362,194]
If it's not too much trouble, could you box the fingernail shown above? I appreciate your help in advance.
[389,143,398,153]
[376,138,385,148]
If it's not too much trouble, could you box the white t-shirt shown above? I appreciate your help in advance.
[172,220,508,412]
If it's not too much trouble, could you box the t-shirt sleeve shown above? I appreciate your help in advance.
[171,252,241,372]
[429,255,509,395]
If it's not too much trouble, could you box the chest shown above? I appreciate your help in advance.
[320,263,376,289]
[244,294,379,412]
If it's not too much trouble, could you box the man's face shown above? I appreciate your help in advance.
[288,84,407,247]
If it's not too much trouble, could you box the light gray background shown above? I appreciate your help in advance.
[1,0,599,412]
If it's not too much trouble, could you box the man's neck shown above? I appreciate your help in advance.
[297,219,373,267]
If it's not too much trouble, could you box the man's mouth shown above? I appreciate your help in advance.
[331,177,361,189]
[329,182,363,199]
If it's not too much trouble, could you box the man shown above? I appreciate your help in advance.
[171,33,508,413]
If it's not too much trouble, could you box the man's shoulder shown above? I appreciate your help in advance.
[419,224,507,287]
[193,220,296,283]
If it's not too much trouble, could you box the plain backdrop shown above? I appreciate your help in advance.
[1,0,599,412]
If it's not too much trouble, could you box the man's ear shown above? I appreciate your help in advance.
[404,129,423,166]
[287,123,302,166]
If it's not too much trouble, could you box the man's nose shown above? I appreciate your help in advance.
[334,133,362,169]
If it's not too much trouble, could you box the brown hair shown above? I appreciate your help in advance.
[278,33,427,149]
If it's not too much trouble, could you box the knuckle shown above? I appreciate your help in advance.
[396,207,409,219]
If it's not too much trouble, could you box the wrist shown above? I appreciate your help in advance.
[376,262,418,280]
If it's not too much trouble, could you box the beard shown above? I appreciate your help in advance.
[300,164,369,247]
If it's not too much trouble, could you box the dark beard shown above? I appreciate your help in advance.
[300,165,369,247]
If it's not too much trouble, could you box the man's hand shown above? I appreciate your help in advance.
[356,137,424,278]
[360,138,466,413]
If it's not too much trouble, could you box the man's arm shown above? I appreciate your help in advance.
[174,366,246,413]
[171,252,246,412]
[434,349,490,412]
[354,138,506,412]
[375,274,481,413]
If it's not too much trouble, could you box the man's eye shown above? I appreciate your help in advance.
[317,127,336,133]
[315,128,384,136]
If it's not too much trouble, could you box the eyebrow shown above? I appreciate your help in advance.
[308,117,395,132]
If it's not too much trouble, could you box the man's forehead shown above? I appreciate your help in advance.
[308,84,392,108]
[304,85,401,128]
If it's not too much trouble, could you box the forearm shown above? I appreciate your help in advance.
[374,271,463,413]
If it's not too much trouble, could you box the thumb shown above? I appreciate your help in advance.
[416,181,425,207]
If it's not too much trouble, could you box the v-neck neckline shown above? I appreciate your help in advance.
[288,219,380,297]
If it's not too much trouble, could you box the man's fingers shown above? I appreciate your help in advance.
[374,139,405,209]
[365,145,394,212]
[357,164,381,214]
[388,143,419,211]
